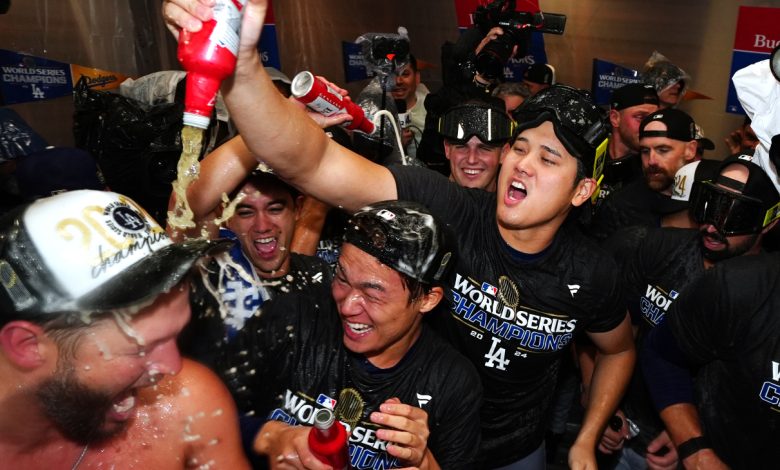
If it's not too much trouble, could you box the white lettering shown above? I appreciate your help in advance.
[754,34,780,50]
[484,336,510,370]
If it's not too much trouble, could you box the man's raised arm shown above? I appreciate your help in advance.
[163,0,398,212]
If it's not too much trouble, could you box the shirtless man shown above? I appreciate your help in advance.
[0,190,248,469]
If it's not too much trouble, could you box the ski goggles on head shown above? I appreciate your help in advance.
[690,180,780,235]
[511,85,609,180]
[438,104,515,145]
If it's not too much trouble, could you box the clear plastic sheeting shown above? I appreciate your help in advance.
[0,108,48,162]
[641,51,691,98]
[0,0,177,146]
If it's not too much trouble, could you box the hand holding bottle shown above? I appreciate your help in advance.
[254,420,333,470]
[370,397,436,469]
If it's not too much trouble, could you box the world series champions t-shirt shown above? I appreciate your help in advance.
[618,227,704,454]
[231,289,482,470]
[390,165,626,465]
[666,252,780,468]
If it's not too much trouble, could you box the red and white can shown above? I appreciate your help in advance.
[291,71,375,134]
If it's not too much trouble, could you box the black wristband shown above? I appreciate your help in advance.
[677,436,711,460]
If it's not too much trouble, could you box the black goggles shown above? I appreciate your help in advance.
[438,104,514,145]
[690,181,780,235]
[512,85,609,181]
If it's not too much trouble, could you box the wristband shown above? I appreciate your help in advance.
[677,436,711,460]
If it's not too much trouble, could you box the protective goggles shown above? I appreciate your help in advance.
[438,104,514,145]
[690,181,780,235]
[512,85,609,182]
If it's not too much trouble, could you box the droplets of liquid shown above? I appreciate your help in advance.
[112,311,146,347]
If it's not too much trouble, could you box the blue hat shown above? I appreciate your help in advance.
[14,147,104,200]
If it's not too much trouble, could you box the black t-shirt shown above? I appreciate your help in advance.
[182,251,332,407]
[619,227,703,453]
[665,252,780,468]
[595,151,644,206]
[390,165,625,465]
[234,290,482,470]
[587,179,688,242]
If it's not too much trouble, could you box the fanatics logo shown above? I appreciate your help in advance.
[416,393,432,407]
[567,284,580,297]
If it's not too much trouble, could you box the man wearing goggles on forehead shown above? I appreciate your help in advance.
[164,3,635,469]
[438,101,514,192]
[594,155,779,470]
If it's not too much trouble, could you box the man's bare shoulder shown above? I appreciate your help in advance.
[83,359,250,469]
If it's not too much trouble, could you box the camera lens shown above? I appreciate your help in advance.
[476,36,514,80]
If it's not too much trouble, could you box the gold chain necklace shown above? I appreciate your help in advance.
[71,444,89,470]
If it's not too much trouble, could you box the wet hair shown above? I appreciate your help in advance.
[0,310,106,361]
[492,81,532,99]
[400,273,433,306]
[229,171,301,201]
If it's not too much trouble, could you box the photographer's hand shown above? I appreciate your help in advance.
[474,26,505,55]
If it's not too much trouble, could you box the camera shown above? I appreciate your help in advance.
[473,0,566,80]
[356,28,411,78]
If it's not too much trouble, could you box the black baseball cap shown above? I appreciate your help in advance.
[610,83,659,110]
[344,200,456,285]
[0,190,230,316]
[523,64,556,86]
[694,124,715,151]
[690,155,780,235]
[639,108,696,142]
[14,147,104,201]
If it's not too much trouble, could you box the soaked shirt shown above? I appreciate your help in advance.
[619,227,703,454]
[594,151,644,209]
[587,179,688,242]
[664,253,780,468]
[232,290,482,470]
[390,166,625,465]
[182,235,332,401]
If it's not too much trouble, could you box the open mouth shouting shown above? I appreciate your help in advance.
[107,390,137,422]
[254,236,279,259]
[505,180,528,205]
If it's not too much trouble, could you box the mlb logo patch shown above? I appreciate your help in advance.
[481,282,498,296]
[669,290,679,299]
[316,394,337,410]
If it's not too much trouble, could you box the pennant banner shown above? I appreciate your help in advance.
[0,49,130,105]
[590,58,642,106]
[726,6,780,114]
[342,41,369,83]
